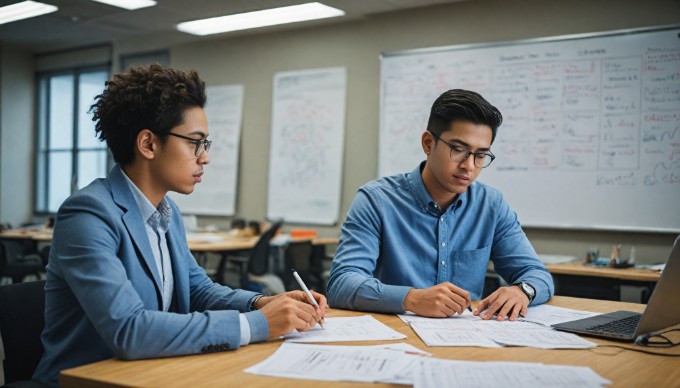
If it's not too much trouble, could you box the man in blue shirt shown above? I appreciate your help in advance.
[327,89,553,321]
[33,65,326,386]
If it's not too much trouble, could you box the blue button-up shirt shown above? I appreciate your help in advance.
[327,162,554,313]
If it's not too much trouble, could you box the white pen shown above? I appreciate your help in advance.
[291,269,325,329]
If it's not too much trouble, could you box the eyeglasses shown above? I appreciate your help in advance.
[166,132,212,157]
[429,131,495,169]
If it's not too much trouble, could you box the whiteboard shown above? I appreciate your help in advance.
[380,27,680,232]
[267,67,347,225]
[170,84,244,215]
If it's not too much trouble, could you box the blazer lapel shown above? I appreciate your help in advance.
[108,166,164,298]
[166,231,189,313]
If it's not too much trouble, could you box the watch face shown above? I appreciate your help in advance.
[522,283,535,297]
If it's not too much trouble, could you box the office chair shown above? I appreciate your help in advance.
[0,280,46,385]
[228,221,284,294]
[38,246,51,268]
[0,240,43,284]
[280,242,320,292]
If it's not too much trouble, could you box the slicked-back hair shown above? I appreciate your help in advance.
[426,89,502,143]
[90,64,207,165]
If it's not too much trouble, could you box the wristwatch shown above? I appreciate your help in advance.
[249,294,264,310]
[513,282,536,303]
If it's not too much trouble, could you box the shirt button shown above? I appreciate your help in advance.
[441,242,446,247]
[441,261,446,266]
[440,217,444,222]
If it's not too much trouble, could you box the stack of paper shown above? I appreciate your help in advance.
[399,306,598,349]
[245,342,429,384]
[519,304,601,327]
[245,343,610,387]
[414,358,610,388]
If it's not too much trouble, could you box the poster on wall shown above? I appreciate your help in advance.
[170,84,244,216]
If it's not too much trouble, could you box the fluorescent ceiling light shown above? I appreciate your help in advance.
[90,0,156,11]
[0,1,57,25]
[177,2,345,36]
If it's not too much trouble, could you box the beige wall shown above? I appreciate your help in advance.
[2,0,677,263]
[0,44,35,227]
[158,0,680,263]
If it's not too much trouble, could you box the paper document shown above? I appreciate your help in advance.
[402,308,597,349]
[520,304,601,327]
[398,309,476,325]
[490,330,596,349]
[284,315,406,342]
[245,342,428,383]
[638,263,665,271]
[414,358,611,388]
[410,321,502,347]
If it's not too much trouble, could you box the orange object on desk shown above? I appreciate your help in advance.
[290,229,318,239]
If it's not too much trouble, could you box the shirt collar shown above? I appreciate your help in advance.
[119,165,172,230]
[407,161,463,215]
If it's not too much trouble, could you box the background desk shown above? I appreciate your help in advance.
[60,296,679,387]
[0,229,53,242]
[186,233,339,253]
[545,263,661,303]
[187,234,339,291]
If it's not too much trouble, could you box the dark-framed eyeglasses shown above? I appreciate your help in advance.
[429,131,495,169]
[166,132,212,157]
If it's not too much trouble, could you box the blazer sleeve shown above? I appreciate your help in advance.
[53,192,248,360]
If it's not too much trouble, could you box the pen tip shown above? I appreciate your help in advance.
[290,268,297,273]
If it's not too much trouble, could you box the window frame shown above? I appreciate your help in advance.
[34,63,112,216]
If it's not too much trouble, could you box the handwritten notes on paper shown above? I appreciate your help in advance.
[284,315,406,343]
[380,28,680,231]
[414,359,611,388]
[267,67,347,225]
[245,343,609,386]
[245,342,428,383]
[399,305,597,349]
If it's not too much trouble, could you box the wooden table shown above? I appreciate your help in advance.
[60,296,679,387]
[545,262,661,303]
[0,229,53,242]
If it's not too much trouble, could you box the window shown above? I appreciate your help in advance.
[35,66,110,213]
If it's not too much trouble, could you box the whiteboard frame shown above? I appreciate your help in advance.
[381,24,680,59]
[380,24,680,234]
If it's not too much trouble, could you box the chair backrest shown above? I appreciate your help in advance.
[0,242,7,275]
[0,239,37,264]
[247,221,283,276]
[0,240,24,265]
[0,280,46,383]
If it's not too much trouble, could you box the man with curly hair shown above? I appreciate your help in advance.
[33,64,326,386]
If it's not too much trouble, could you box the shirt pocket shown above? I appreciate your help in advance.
[452,245,491,298]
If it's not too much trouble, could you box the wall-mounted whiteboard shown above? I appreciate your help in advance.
[170,84,243,215]
[380,27,680,232]
[267,67,347,225]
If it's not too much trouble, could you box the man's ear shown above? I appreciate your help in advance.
[421,131,434,155]
[136,129,156,160]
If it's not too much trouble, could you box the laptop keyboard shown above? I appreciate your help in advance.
[585,314,641,335]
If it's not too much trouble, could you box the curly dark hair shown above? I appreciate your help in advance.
[90,64,207,165]
[427,89,502,143]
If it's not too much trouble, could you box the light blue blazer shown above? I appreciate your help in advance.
[33,166,268,387]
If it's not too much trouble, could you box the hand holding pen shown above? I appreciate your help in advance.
[292,269,326,329]
[256,276,327,338]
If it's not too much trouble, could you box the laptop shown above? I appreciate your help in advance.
[552,237,680,342]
